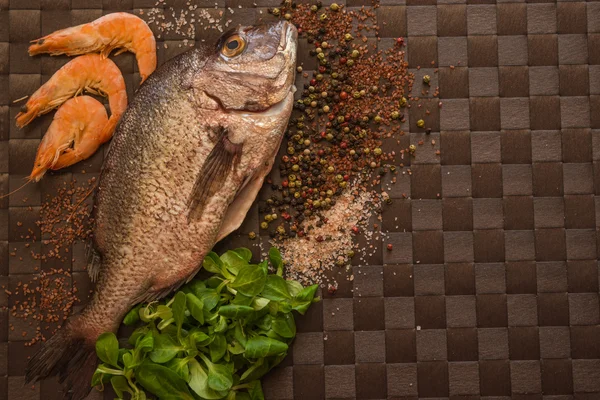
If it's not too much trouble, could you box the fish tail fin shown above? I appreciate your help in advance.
[25,323,98,400]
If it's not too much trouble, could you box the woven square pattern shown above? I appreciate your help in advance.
[2,1,600,399]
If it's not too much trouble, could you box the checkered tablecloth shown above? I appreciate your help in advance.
[1,0,600,399]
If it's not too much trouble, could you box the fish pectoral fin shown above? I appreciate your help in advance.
[132,276,191,304]
[187,126,242,222]
[86,246,102,282]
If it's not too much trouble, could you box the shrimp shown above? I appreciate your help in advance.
[29,96,109,182]
[28,12,156,83]
[15,53,127,144]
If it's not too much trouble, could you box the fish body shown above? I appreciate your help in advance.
[26,21,297,400]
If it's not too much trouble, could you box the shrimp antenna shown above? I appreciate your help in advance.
[66,183,97,223]
[0,179,31,200]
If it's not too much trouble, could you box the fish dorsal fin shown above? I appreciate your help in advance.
[187,126,242,222]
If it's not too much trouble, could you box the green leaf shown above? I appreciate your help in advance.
[186,293,205,324]
[268,300,292,315]
[234,248,253,262]
[96,363,125,375]
[136,363,194,400]
[251,297,270,311]
[128,326,149,346]
[230,265,266,297]
[122,352,134,369]
[254,314,272,331]
[244,336,288,358]
[197,288,220,311]
[203,252,224,275]
[91,369,110,387]
[218,305,255,319]
[149,333,184,363]
[239,358,265,382]
[209,334,227,363]
[292,284,319,315]
[185,280,206,297]
[221,250,249,275]
[234,322,247,347]
[123,304,142,326]
[136,331,154,353]
[165,357,190,381]
[110,376,132,398]
[95,332,120,368]
[214,315,228,333]
[188,359,228,400]
[261,275,291,301]
[189,329,211,346]
[172,291,186,336]
[228,340,245,355]
[204,358,233,392]
[285,280,303,297]
[268,247,283,276]
[271,313,296,338]
[247,380,265,400]
[232,292,254,306]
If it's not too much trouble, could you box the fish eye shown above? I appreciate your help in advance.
[221,34,246,58]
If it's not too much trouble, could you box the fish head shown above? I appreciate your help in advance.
[197,21,297,113]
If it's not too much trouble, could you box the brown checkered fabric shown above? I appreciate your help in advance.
[2,1,600,399]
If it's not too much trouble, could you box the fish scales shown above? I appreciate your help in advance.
[25,21,297,400]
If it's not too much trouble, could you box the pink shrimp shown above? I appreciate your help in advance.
[29,96,109,182]
[15,53,127,144]
[28,12,156,83]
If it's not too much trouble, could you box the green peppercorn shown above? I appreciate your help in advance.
[374,147,382,155]
[351,49,360,58]
[344,33,353,41]
[260,221,268,229]
[331,72,338,79]
[292,164,300,172]
[346,59,354,66]
[289,174,296,181]
[353,91,361,99]
[327,166,334,173]
[399,97,407,107]
[374,115,382,123]
[310,5,317,12]
[317,52,325,60]
[359,89,366,96]
[313,200,321,207]
[248,231,257,240]
[308,86,315,92]
[391,111,400,119]
[327,189,333,196]
[337,115,345,123]
[284,13,292,20]
[320,13,328,21]
[409,144,416,153]
[347,250,355,258]
[364,148,370,154]
[339,181,347,188]
[287,147,295,155]
[326,133,333,141]
[271,213,278,220]
[330,3,340,11]
[296,66,303,73]
[271,7,281,16]
[417,119,425,128]
[316,74,323,80]
[423,75,431,85]
[322,105,330,113]
[264,215,272,222]
[371,86,379,93]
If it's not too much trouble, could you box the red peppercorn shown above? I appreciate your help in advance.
[316,235,324,242]
[387,243,393,251]
[282,180,289,188]
[340,57,347,64]
[340,91,348,100]
[340,142,347,149]
[282,155,289,162]
[351,226,359,234]
[319,66,326,73]
[310,79,316,86]
[327,284,337,295]
[343,174,350,181]
[320,131,327,138]
[318,150,324,156]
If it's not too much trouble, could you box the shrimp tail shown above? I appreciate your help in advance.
[25,323,97,400]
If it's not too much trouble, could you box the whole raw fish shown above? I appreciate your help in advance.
[26,21,297,399]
